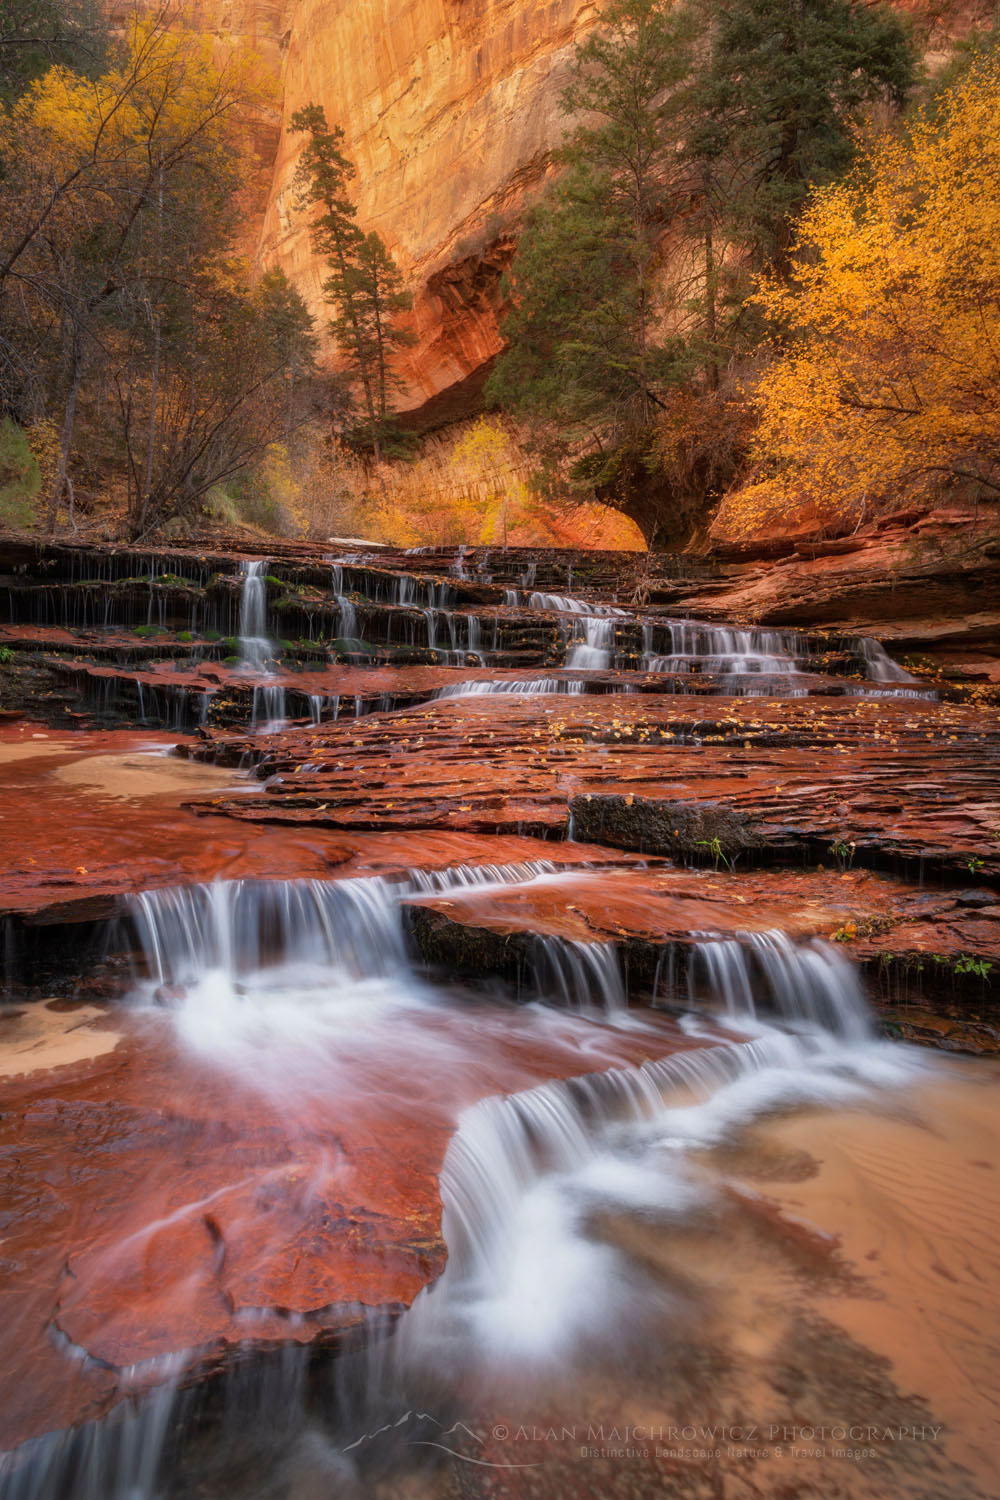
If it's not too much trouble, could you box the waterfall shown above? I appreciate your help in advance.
[250,684,287,729]
[565,616,615,670]
[857,635,919,683]
[432,677,585,698]
[529,937,626,1013]
[4,872,927,1498]
[686,929,872,1041]
[335,595,358,639]
[128,877,410,988]
[643,619,803,679]
[126,862,564,993]
[236,560,272,672]
[528,592,627,618]
[397,1006,916,1374]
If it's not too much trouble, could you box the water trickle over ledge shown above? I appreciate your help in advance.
[0,533,998,1499]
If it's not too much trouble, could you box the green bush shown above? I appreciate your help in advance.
[0,418,41,529]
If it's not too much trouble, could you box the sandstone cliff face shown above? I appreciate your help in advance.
[159,0,976,427]
[257,0,599,418]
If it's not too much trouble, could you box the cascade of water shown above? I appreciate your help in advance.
[6,867,927,1500]
[250,684,287,730]
[644,619,803,679]
[503,588,520,607]
[236,560,272,672]
[126,861,564,993]
[565,615,615,670]
[335,595,358,639]
[687,929,872,1041]
[395,1004,910,1373]
[529,937,626,1013]
[856,635,919,683]
[432,677,585,698]
[528,591,627,618]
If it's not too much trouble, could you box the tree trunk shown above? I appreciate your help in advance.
[46,330,83,535]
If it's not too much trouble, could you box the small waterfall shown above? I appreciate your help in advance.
[687,930,872,1041]
[528,591,627,618]
[128,877,409,989]
[857,635,919,683]
[336,595,358,639]
[398,1005,913,1371]
[250,684,287,729]
[644,619,803,680]
[307,693,342,724]
[126,861,565,993]
[503,588,520,606]
[565,616,615,670]
[236,560,272,672]
[432,677,585,699]
[529,938,626,1014]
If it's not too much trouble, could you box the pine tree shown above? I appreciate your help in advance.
[486,0,914,543]
[688,0,916,273]
[290,105,413,464]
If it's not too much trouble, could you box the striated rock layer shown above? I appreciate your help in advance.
[258,0,599,416]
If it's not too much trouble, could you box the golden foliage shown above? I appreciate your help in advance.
[280,418,644,549]
[714,61,1000,540]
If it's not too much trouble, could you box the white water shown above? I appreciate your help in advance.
[6,865,936,1499]
[528,592,627,618]
[566,615,616,670]
[433,677,586,698]
[644,619,804,680]
[249,683,287,730]
[857,635,920,683]
[335,595,358,640]
[236,559,272,673]
[686,928,872,1042]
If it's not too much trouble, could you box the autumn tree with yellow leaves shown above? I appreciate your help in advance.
[718,60,1000,539]
[0,10,316,538]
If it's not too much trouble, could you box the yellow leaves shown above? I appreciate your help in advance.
[715,59,1000,543]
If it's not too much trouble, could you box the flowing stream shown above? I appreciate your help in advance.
[4,855,990,1500]
[0,546,987,1500]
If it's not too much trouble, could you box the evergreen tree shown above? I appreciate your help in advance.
[487,0,914,543]
[290,105,413,463]
[689,0,916,273]
[0,0,104,105]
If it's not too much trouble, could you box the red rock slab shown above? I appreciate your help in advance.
[187,693,1000,878]
[0,997,713,1452]
[0,724,644,927]
[402,866,951,948]
[679,512,1000,637]
[0,723,360,919]
[47,656,863,715]
[402,866,1000,993]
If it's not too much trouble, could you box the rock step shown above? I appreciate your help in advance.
[180,693,1000,883]
[400,865,1000,1048]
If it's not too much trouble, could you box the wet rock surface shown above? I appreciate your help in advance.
[1,529,999,1480]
